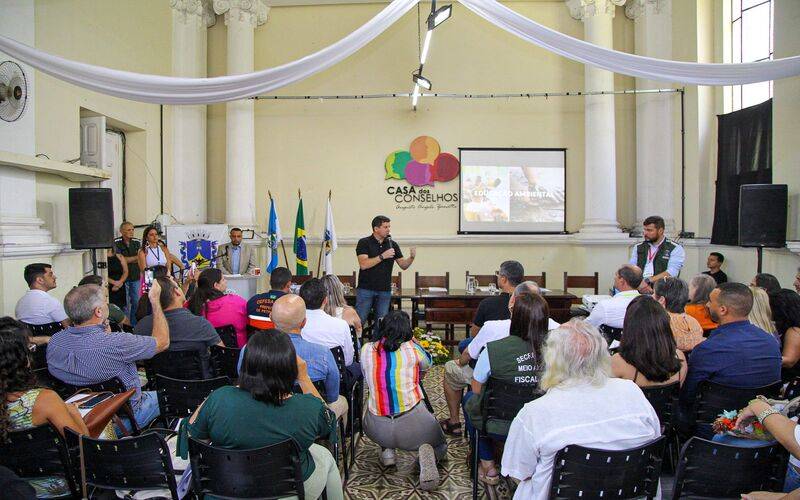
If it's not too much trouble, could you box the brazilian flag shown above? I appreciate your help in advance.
[294,198,308,275]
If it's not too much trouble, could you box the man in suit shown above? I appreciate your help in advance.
[216,227,257,275]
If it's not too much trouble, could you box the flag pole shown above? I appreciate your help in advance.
[316,190,331,276]
[270,190,290,268]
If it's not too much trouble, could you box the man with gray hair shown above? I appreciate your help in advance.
[440,280,559,436]
[47,280,170,432]
[501,319,660,500]
[470,260,525,338]
[585,264,643,329]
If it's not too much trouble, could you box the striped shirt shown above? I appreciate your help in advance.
[361,340,432,417]
[46,324,157,404]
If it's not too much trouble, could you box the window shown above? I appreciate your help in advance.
[730,0,774,111]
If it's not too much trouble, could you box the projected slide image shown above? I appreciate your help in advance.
[459,149,566,233]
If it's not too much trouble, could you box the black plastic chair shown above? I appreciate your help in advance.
[68,429,179,499]
[641,381,680,470]
[215,324,238,348]
[784,376,800,400]
[154,374,230,426]
[672,437,787,499]
[328,346,353,478]
[210,344,241,381]
[189,437,311,499]
[548,436,666,499]
[145,349,206,386]
[350,325,361,363]
[0,424,78,499]
[472,378,542,500]
[28,343,48,370]
[694,380,782,425]
[598,324,623,344]
[22,321,63,337]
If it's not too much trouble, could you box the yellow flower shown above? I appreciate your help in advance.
[420,340,430,348]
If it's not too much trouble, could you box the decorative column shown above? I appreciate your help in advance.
[213,0,268,229]
[169,0,215,224]
[626,0,675,235]
[567,0,627,238]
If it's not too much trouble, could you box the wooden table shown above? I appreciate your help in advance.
[346,288,576,344]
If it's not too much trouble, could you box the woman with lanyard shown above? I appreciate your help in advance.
[137,225,184,294]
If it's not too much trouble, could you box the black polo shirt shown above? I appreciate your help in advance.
[356,235,402,292]
[114,237,141,281]
[473,292,511,327]
[703,270,728,285]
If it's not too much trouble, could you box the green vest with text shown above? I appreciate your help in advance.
[636,240,677,276]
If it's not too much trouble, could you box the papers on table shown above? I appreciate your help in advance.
[427,287,448,293]
[65,393,94,418]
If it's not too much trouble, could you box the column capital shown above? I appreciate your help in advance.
[213,0,268,27]
[625,0,669,21]
[566,0,627,21]
[170,0,216,28]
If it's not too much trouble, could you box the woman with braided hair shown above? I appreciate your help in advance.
[1,317,89,498]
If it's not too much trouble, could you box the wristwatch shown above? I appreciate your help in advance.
[378,254,384,261]
[756,407,779,425]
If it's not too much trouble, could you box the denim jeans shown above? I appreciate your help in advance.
[125,280,141,326]
[355,288,392,338]
[117,390,160,436]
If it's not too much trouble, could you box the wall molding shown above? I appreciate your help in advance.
[0,243,85,259]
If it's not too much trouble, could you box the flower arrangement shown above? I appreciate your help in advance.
[712,410,773,441]
[413,327,451,365]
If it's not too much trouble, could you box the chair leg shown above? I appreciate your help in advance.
[339,419,349,482]
[472,429,480,500]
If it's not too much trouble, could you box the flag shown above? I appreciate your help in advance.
[266,198,282,273]
[322,198,338,275]
[294,197,308,275]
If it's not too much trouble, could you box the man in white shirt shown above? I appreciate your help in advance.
[501,320,661,500]
[15,263,69,329]
[585,265,642,329]
[440,281,559,435]
[299,278,356,368]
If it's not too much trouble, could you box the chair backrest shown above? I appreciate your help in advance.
[672,437,787,498]
[76,431,178,499]
[525,273,546,288]
[49,376,128,400]
[28,343,48,370]
[563,272,600,296]
[0,424,79,497]
[466,271,498,287]
[215,324,238,348]
[155,374,229,420]
[292,273,313,285]
[481,377,542,427]
[146,349,205,384]
[549,436,666,500]
[209,344,241,380]
[695,380,782,424]
[349,326,360,363]
[598,324,623,344]
[784,376,800,400]
[640,381,680,429]
[22,321,63,337]
[415,272,449,291]
[189,437,305,499]
[330,346,347,394]
[337,272,357,288]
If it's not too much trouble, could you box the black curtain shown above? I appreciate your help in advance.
[711,99,772,245]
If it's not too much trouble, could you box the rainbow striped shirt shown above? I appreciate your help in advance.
[361,340,433,417]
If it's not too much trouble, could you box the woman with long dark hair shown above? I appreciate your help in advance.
[185,268,248,347]
[769,289,800,379]
[612,296,686,387]
[464,292,548,485]
[1,317,89,497]
[185,330,342,499]
[361,310,446,491]
[136,226,183,294]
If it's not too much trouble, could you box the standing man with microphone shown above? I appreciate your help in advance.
[355,216,416,335]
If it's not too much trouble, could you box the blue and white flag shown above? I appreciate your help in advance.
[266,199,282,273]
[323,198,337,275]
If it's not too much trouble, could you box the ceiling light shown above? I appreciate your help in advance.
[428,4,452,30]
[412,84,420,108]
[420,30,432,65]
[412,72,432,91]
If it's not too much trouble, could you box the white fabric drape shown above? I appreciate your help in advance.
[459,0,800,86]
[0,0,417,104]
[1,0,799,105]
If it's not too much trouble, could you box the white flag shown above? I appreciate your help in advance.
[323,199,338,275]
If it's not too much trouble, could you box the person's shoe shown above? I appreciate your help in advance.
[418,443,440,491]
[380,448,396,467]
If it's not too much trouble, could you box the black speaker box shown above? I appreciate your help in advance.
[738,184,787,248]
[69,188,114,249]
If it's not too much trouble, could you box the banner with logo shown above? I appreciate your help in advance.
[164,225,230,270]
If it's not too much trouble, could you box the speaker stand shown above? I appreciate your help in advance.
[90,249,99,276]
[756,246,763,274]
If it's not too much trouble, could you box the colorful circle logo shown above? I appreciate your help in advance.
[383,136,460,186]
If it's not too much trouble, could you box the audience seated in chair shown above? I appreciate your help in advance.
[182,329,344,500]
[653,277,704,353]
[770,289,800,380]
[185,268,248,347]
[0,317,90,498]
[750,285,779,338]
[47,281,170,432]
[134,276,222,378]
[753,273,783,295]
[501,319,661,500]
[585,264,642,329]
[15,263,70,344]
[360,310,446,491]
[468,260,524,339]
[300,278,358,371]
[78,274,130,328]
[269,294,348,421]
[246,266,291,325]
[463,292,550,486]
[441,281,558,438]
[686,273,719,332]
[611,295,687,387]
[321,274,362,337]
[679,282,782,429]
